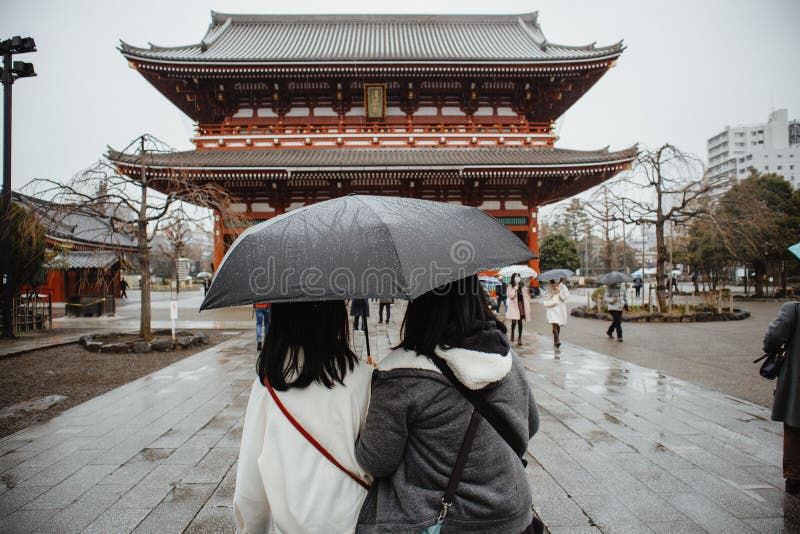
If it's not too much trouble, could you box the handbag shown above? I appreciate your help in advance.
[416,410,481,534]
[754,347,787,380]
[263,377,370,490]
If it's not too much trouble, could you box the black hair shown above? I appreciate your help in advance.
[257,301,358,391]
[510,273,519,287]
[396,275,506,358]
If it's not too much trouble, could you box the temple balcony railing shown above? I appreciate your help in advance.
[193,120,555,150]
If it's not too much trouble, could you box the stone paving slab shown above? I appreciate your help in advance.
[0,301,798,533]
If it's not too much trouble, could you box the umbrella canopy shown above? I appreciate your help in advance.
[538,269,574,282]
[630,267,656,278]
[201,195,535,310]
[789,242,800,261]
[478,276,501,286]
[196,272,212,279]
[597,271,634,285]
[498,265,537,279]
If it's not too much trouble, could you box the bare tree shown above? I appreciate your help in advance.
[585,144,725,311]
[27,134,244,339]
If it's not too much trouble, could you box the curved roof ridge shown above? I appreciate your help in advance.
[210,11,540,24]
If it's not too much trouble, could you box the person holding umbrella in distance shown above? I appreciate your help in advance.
[201,195,539,533]
[539,270,572,348]
[598,271,633,343]
[506,273,531,346]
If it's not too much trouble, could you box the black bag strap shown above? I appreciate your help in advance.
[437,410,481,521]
[429,354,527,466]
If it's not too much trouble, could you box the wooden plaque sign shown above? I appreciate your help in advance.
[364,83,386,120]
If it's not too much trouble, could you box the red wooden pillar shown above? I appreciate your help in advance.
[528,208,540,283]
[213,211,225,272]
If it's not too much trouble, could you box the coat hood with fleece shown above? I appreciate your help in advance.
[378,320,513,390]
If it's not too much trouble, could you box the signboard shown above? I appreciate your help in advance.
[364,83,386,120]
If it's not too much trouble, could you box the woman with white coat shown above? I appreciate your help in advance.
[543,278,569,347]
[506,273,531,346]
[234,301,374,534]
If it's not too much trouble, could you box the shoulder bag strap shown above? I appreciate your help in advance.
[263,378,370,490]
[428,355,527,466]
[437,410,481,521]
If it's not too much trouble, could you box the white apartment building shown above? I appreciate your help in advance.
[707,109,800,188]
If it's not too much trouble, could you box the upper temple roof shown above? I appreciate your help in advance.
[119,11,623,64]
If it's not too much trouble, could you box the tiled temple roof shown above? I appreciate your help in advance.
[120,12,623,64]
[108,146,638,172]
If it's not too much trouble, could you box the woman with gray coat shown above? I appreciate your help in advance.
[764,301,800,494]
[355,275,540,533]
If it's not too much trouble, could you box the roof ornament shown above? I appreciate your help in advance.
[201,16,233,53]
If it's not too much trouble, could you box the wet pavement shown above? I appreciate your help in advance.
[0,300,797,533]
[522,291,785,408]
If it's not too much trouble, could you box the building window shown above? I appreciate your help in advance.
[778,154,783,158]
[791,165,795,170]
[759,140,764,144]
[758,130,764,134]
[746,154,753,161]
[765,165,769,170]
[778,166,783,170]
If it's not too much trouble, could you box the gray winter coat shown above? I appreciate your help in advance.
[766,302,800,426]
[604,285,627,312]
[355,325,539,533]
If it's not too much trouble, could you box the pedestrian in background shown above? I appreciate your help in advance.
[496,275,508,313]
[351,298,369,332]
[543,278,569,348]
[633,276,642,298]
[763,301,800,494]
[254,302,271,352]
[604,283,627,342]
[234,301,373,533]
[378,298,393,324]
[119,278,129,299]
[506,273,530,346]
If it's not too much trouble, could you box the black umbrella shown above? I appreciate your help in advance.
[597,271,634,285]
[538,269,574,282]
[201,195,535,310]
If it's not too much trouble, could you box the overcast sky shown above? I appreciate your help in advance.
[2,0,799,194]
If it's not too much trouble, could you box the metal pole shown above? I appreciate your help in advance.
[641,221,646,308]
[1,52,13,338]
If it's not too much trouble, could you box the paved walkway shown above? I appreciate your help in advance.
[0,302,798,533]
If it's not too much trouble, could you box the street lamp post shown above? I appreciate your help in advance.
[1,36,37,338]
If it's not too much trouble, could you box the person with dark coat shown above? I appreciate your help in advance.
[355,275,540,533]
[119,278,129,299]
[764,301,800,493]
[378,298,393,324]
[496,275,508,313]
[351,298,369,332]
[633,276,642,298]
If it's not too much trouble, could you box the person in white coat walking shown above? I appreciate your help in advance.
[233,301,374,534]
[543,278,569,347]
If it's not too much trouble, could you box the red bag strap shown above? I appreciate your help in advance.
[263,377,370,490]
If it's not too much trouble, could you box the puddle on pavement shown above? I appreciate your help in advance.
[131,448,174,463]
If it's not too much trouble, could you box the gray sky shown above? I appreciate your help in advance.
[3,0,799,193]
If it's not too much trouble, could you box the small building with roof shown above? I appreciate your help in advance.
[14,192,138,309]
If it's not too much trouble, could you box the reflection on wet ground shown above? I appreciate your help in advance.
[515,333,797,532]
[0,302,797,533]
